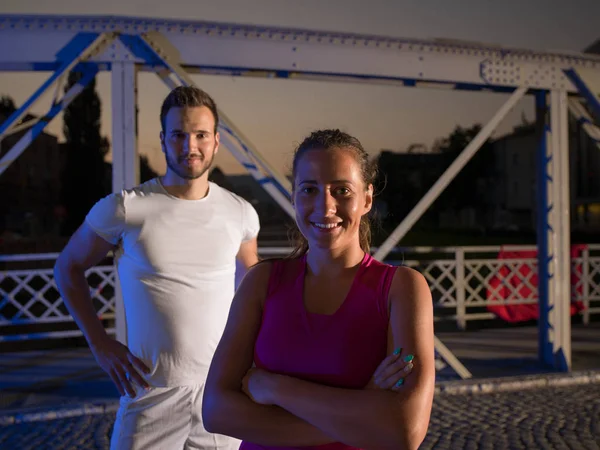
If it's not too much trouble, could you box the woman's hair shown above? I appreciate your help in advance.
[287,129,378,259]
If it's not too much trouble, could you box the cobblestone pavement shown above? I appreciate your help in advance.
[1,383,599,450]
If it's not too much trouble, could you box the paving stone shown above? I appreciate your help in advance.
[0,384,599,449]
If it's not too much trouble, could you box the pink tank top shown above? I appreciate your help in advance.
[240,252,397,450]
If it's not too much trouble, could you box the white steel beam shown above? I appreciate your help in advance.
[537,90,572,371]
[550,90,572,370]
[219,133,295,218]
[0,15,599,93]
[374,87,527,261]
[111,49,139,345]
[434,336,472,379]
[111,63,139,192]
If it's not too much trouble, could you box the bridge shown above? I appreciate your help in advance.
[0,14,600,379]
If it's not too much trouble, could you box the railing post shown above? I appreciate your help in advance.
[455,248,466,330]
[582,247,590,325]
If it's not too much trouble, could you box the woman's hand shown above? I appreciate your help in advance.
[365,348,415,391]
[242,367,280,405]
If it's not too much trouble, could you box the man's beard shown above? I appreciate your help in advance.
[165,151,215,180]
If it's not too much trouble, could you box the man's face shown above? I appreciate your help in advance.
[160,106,219,180]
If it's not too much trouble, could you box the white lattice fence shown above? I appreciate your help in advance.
[573,247,600,325]
[1,245,598,341]
[398,245,600,328]
[401,257,539,327]
[0,264,116,341]
[465,258,538,306]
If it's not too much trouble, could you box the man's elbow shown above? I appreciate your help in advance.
[53,253,69,285]
[54,253,87,289]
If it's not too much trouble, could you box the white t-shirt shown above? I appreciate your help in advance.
[85,178,260,387]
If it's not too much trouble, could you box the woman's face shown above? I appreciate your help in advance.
[293,147,373,251]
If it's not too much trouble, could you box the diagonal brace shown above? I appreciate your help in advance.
[374,87,527,261]
[0,64,100,177]
[0,32,115,140]
[567,98,600,150]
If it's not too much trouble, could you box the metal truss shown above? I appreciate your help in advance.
[0,32,116,176]
[1,15,599,94]
[1,13,599,375]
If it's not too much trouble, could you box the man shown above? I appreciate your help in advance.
[54,86,260,449]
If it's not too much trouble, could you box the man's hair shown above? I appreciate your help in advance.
[160,86,219,134]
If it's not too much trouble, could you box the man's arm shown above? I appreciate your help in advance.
[236,237,259,283]
[54,223,150,396]
[54,223,117,347]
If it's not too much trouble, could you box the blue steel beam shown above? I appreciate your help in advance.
[536,91,553,367]
[568,98,600,151]
[564,69,600,123]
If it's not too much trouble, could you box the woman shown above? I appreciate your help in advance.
[202,129,435,450]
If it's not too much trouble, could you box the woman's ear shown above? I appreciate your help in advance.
[364,184,374,214]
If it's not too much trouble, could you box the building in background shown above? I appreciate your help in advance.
[492,117,600,232]
[374,115,600,234]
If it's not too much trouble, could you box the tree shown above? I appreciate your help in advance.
[140,154,158,183]
[60,71,109,235]
[0,95,16,123]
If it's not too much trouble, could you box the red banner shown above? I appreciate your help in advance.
[486,245,586,322]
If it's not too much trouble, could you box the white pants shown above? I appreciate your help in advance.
[110,384,240,450]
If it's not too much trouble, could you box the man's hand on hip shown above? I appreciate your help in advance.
[90,336,151,397]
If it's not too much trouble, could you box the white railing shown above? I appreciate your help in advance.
[391,244,600,329]
[1,244,599,341]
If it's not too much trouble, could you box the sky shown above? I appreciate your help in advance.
[0,0,598,175]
